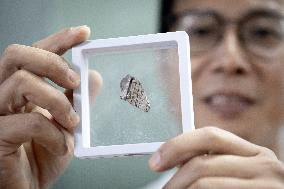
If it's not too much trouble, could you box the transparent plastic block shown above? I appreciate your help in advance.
[72,32,194,158]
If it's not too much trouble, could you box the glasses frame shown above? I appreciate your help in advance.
[168,9,284,56]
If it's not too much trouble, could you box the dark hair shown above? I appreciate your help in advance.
[160,0,175,33]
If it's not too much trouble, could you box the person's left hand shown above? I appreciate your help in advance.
[149,127,284,189]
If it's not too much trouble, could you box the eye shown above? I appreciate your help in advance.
[242,23,283,50]
[190,26,215,37]
[250,26,278,38]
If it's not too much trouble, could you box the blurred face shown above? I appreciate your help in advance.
[171,0,284,146]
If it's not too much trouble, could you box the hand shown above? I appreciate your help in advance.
[0,26,101,189]
[149,127,284,189]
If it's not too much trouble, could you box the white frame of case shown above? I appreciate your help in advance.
[72,31,194,158]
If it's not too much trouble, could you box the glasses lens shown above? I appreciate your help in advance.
[174,13,222,54]
[241,15,284,56]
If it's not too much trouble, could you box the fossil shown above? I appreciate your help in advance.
[120,74,150,112]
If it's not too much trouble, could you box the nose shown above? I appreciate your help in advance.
[211,27,251,76]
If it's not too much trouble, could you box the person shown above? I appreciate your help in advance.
[0,0,284,188]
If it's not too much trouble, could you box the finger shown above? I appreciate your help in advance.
[149,127,261,171]
[0,70,79,130]
[0,113,67,156]
[32,25,90,55]
[188,177,269,189]
[23,102,37,113]
[88,69,103,103]
[65,69,103,105]
[163,155,256,189]
[0,44,80,88]
[30,105,74,150]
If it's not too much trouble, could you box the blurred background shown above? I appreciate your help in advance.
[0,0,168,188]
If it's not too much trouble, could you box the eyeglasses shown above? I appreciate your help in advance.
[170,10,284,58]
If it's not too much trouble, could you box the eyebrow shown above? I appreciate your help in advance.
[174,8,284,19]
[245,8,284,19]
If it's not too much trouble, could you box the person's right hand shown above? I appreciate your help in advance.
[0,26,97,189]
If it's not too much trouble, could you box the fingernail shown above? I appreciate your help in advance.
[72,25,89,30]
[69,109,80,127]
[71,25,91,41]
[68,69,80,86]
[149,152,161,170]
[72,25,91,36]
